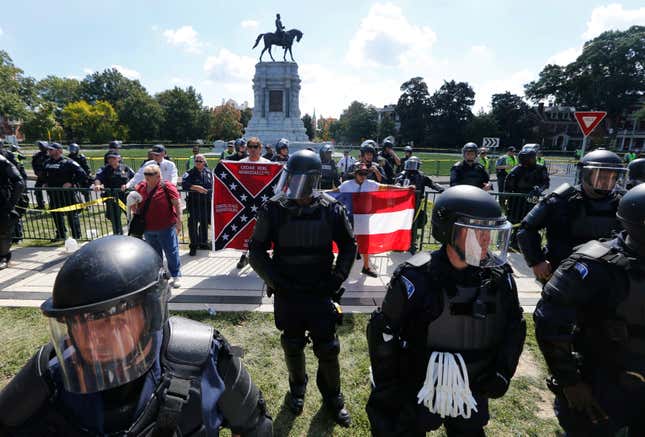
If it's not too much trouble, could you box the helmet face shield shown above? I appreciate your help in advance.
[43,280,168,394]
[275,171,320,199]
[451,218,511,268]
[581,164,627,193]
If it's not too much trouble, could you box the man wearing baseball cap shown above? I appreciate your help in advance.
[126,145,178,189]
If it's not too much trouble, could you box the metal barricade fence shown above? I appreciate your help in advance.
[19,187,533,251]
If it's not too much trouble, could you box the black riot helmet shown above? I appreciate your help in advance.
[108,140,121,149]
[462,142,479,161]
[617,184,645,251]
[276,138,290,154]
[40,236,170,394]
[274,150,322,199]
[431,185,511,268]
[360,140,377,157]
[404,156,421,172]
[68,143,80,155]
[234,138,247,152]
[37,140,48,152]
[627,158,645,188]
[382,136,395,150]
[404,145,413,154]
[579,148,626,196]
[518,148,537,167]
[319,144,333,162]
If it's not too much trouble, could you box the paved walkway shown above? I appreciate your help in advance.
[0,245,542,313]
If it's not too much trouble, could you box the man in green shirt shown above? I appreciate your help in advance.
[495,147,518,192]
[478,147,490,172]
[624,150,637,163]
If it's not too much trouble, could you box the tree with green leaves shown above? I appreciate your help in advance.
[338,101,378,144]
[464,110,501,146]
[21,102,58,141]
[118,90,164,142]
[210,103,243,140]
[396,77,431,145]
[491,92,534,145]
[525,25,645,128]
[156,86,204,142]
[428,80,475,147]
[377,116,396,143]
[240,107,253,128]
[301,113,314,140]
[0,51,31,120]
[62,100,123,143]
[36,76,81,119]
[80,68,146,107]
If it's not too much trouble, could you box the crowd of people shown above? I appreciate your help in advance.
[0,135,645,435]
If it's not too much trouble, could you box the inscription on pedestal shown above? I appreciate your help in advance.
[269,90,283,112]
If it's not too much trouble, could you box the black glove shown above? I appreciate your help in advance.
[562,382,608,424]
[472,371,510,399]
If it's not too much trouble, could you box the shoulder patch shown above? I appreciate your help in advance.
[399,274,416,300]
[573,262,589,279]
[182,172,189,179]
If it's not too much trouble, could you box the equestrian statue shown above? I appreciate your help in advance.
[252,13,303,62]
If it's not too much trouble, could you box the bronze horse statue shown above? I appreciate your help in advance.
[252,29,303,62]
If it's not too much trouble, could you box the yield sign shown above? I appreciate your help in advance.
[574,111,607,137]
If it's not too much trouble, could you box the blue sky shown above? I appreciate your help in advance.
[1,1,644,117]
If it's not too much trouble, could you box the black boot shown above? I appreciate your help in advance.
[281,335,308,415]
[324,393,351,427]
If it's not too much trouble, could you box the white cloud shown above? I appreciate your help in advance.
[203,48,256,82]
[582,4,645,39]
[469,45,492,58]
[241,20,259,29]
[163,25,203,54]
[474,69,536,110]
[0,27,3,37]
[346,2,437,68]
[83,67,94,75]
[546,47,582,65]
[111,64,141,80]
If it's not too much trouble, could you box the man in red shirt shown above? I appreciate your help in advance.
[134,165,183,287]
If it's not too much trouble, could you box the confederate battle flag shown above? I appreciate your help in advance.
[212,161,283,250]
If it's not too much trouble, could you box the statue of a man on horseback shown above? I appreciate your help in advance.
[252,13,303,62]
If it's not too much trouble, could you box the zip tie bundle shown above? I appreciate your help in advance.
[416,351,478,419]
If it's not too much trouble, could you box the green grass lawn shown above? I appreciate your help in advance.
[0,308,560,436]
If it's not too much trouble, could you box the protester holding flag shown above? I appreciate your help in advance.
[249,150,356,427]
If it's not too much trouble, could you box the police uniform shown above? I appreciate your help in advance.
[496,154,518,192]
[0,236,272,436]
[534,233,645,435]
[249,190,356,423]
[449,160,490,188]
[95,163,135,234]
[320,158,340,189]
[503,163,550,225]
[69,153,91,177]
[378,151,397,184]
[227,152,249,162]
[1,148,28,242]
[182,167,213,251]
[272,153,289,164]
[0,155,25,267]
[364,161,386,182]
[366,248,526,436]
[516,184,622,270]
[394,170,444,253]
[43,156,88,239]
[32,149,49,209]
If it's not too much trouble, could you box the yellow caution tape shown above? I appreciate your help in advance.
[17,196,127,214]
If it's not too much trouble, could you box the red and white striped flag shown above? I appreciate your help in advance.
[331,188,415,254]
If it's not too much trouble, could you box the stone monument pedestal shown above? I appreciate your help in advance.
[244,62,309,146]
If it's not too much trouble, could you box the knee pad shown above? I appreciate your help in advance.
[280,334,306,355]
[313,336,340,360]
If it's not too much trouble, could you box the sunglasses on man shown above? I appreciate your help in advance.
[247,144,261,149]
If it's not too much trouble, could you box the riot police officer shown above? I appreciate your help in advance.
[1,141,28,242]
[319,144,340,189]
[272,138,290,164]
[504,148,550,249]
[379,137,400,183]
[103,140,122,164]
[366,185,526,436]
[42,142,88,240]
[248,150,356,427]
[0,235,272,436]
[627,157,645,189]
[68,143,91,176]
[359,140,385,183]
[450,142,491,189]
[495,147,518,192]
[226,138,248,161]
[394,156,444,254]
[517,148,626,283]
[534,184,645,436]
[399,145,413,173]
[32,140,49,209]
[182,153,213,256]
[0,155,25,270]
[93,151,135,235]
